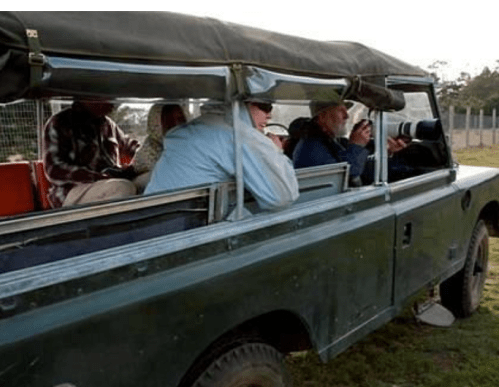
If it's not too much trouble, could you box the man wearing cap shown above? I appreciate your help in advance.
[292,100,372,185]
[292,100,406,185]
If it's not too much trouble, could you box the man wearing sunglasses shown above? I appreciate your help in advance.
[248,102,272,131]
[145,101,299,211]
[248,102,284,149]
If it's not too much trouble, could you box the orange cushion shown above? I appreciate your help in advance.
[33,161,52,210]
[0,162,35,217]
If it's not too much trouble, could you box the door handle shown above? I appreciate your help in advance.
[402,222,412,247]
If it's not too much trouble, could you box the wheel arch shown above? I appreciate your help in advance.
[235,309,314,354]
[440,218,489,317]
[478,200,499,237]
[177,309,313,387]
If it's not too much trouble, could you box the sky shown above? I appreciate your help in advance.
[163,0,498,82]
[17,1,499,81]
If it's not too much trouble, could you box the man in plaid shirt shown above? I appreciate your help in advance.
[43,101,140,208]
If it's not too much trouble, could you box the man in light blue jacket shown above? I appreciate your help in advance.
[145,102,299,211]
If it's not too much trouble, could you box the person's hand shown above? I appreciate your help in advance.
[267,133,284,149]
[387,137,408,155]
[102,165,138,180]
[349,119,371,147]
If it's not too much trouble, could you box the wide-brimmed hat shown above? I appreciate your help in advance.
[309,99,353,117]
[309,88,353,117]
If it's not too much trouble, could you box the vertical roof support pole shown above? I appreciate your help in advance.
[232,99,244,220]
[36,100,43,159]
[373,110,382,186]
[379,110,389,184]
[375,110,390,200]
[230,64,245,220]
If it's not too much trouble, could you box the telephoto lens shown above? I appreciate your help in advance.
[386,119,442,141]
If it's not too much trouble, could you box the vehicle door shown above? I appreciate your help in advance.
[385,80,462,303]
[242,70,398,355]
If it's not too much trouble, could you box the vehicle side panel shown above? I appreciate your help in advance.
[0,191,395,387]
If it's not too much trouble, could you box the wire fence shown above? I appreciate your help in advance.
[441,106,499,150]
[0,101,150,163]
[0,101,40,163]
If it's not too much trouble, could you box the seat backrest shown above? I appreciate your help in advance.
[294,162,349,203]
[32,160,52,210]
[0,161,36,217]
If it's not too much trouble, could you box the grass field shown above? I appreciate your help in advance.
[285,146,499,387]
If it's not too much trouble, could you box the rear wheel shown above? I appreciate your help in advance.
[191,342,290,387]
[440,220,489,317]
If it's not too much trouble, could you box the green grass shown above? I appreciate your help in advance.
[285,146,499,387]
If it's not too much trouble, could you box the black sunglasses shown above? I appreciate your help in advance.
[252,102,273,113]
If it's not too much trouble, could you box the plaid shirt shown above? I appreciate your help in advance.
[43,102,139,208]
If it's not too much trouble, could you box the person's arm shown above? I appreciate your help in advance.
[343,120,372,177]
[43,117,108,185]
[108,118,140,165]
[387,137,408,155]
[292,138,337,169]
[337,142,369,177]
[132,136,163,174]
[242,130,299,210]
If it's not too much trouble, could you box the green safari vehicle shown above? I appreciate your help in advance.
[0,11,495,387]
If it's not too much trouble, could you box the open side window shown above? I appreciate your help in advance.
[382,87,451,183]
[0,98,218,216]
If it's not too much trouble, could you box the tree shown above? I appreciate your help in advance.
[437,66,499,115]
[109,104,149,138]
[428,60,449,85]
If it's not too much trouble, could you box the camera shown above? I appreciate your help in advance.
[352,119,373,132]
[386,119,442,141]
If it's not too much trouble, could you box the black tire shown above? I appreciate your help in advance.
[191,343,290,387]
[440,220,489,317]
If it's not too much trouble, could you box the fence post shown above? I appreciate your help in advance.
[449,106,454,149]
[466,106,471,147]
[479,109,484,147]
[493,108,497,145]
[36,100,44,159]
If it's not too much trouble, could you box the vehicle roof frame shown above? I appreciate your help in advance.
[0,11,428,103]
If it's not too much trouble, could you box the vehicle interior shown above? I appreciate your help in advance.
[0,80,451,214]
[1,99,444,201]
[0,59,453,277]
[0,12,452,233]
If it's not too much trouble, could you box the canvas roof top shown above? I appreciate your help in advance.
[0,11,428,102]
